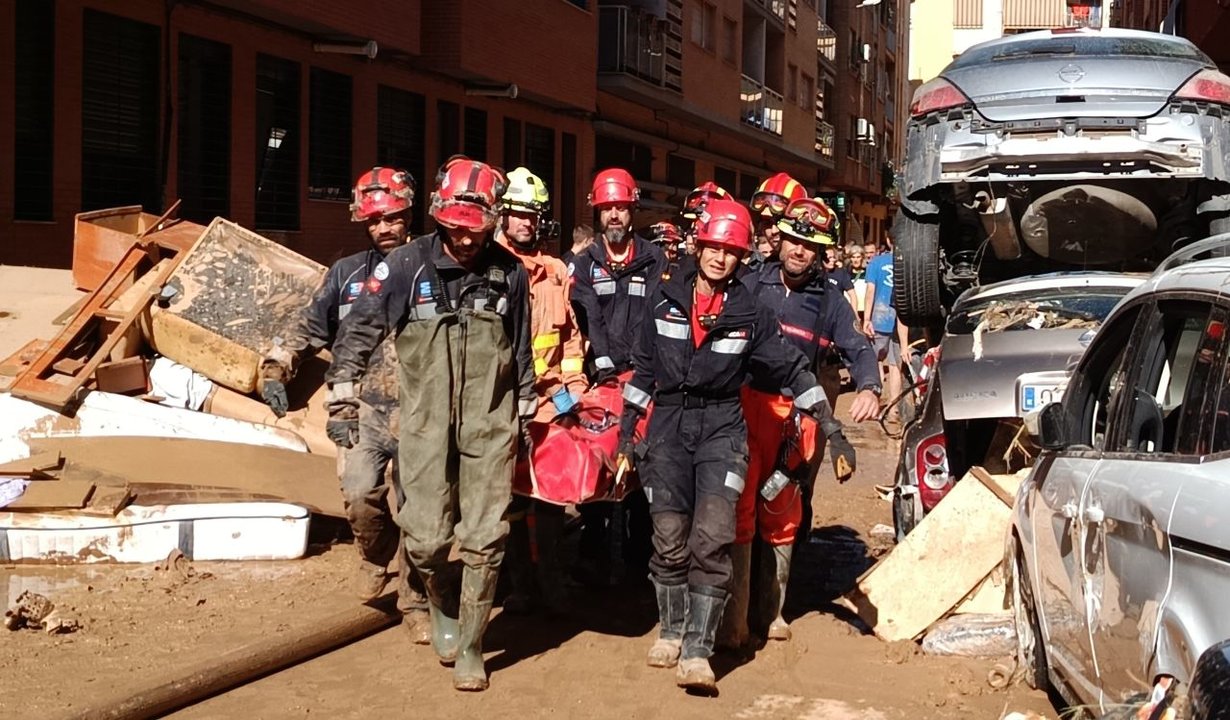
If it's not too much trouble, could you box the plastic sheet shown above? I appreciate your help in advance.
[921,613,1017,659]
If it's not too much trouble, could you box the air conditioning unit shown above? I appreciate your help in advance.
[856,117,870,139]
[867,124,877,146]
[861,43,872,63]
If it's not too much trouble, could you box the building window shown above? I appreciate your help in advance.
[954,0,984,28]
[596,137,652,186]
[714,166,737,193]
[177,34,231,224]
[800,73,815,111]
[82,10,161,213]
[307,68,351,202]
[849,30,861,70]
[667,154,695,189]
[255,54,300,231]
[464,107,488,160]
[377,85,426,234]
[503,118,522,172]
[847,116,860,158]
[786,63,798,103]
[738,173,759,202]
[722,16,738,64]
[691,1,716,51]
[14,0,55,220]
[525,123,556,200]
[437,101,460,163]
[560,132,578,248]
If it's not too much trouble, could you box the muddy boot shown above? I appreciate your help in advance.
[502,515,536,615]
[759,542,794,642]
[453,565,499,692]
[647,578,687,668]
[355,558,391,602]
[715,543,751,650]
[401,609,432,645]
[395,542,431,645]
[420,563,461,664]
[676,586,726,694]
[535,504,571,616]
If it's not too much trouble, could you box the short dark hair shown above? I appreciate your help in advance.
[573,224,594,243]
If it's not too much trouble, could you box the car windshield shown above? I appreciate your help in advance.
[947,288,1129,335]
[949,36,1208,70]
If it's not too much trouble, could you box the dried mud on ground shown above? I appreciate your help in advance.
[0,402,1055,720]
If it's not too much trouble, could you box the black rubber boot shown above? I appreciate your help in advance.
[647,578,687,668]
[502,514,536,615]
[716,543,751,650]
[535,502,570,616]
[677,585,727,694]
[453,564,499,692]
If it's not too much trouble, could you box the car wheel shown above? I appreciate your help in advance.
[892,209,944,325]
[1011,538,1049,691]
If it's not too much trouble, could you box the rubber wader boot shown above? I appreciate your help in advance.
[502,516,536,615]
[647,578,687,668]
[676,586,727,694]
[715,543,751,650]
[421,564,461,664]
[760,543,794,641]
[535,505,571,616]
[453,564,499,692]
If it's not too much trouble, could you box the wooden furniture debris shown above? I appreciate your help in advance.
[7,241,180,411]
[149,218,326,394]
[94,356,150,395]
[72,204,203,292]
[0,451,65,479]
[28,436,345,518]
[841,468,1022,642]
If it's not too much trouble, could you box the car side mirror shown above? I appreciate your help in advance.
[1036,402,1068,451]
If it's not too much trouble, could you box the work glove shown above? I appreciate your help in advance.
[519,421,535,460]
[592,366,619,387]
[825,424,856,483]
[615,436,637,478]
[326,402,360,449]
[261,380,289,418]
[550,388,580,419]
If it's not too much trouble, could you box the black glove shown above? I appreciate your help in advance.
[615,435,636,475]
[261,379,289,418]
[326,402,360,449]
[593,366,619,387]
[826,428,856,482]
[519,422,535,459]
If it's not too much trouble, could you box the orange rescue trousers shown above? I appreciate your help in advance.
[735,387,818,546]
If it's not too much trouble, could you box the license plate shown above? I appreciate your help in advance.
[1020,384,1064,413]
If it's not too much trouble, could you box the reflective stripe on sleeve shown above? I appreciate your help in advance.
[711,337,749,354]
[623,383,652,411]
[561,357,584,374]
[793,386,826,411]
[519,397,538,418]
[533,358,549,376]
[724,471,746,494]
[595,355,615,370]
[532,332,560,350]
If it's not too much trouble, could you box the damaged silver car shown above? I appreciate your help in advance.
[892,272,1144,539]
[1011,235,1230,713]
[896,27,1230,325]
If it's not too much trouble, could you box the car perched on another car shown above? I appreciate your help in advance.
[892,271,1145,540]
[895,27,1230,326]
[1010,235,1230,714]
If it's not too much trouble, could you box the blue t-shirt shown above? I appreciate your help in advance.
[866,252,897,335]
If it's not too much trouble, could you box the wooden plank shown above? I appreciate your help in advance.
[842,468,1023,642]
[7,480,95,510]
[969,466,1018,507]
[95,356,150,394]
[952,571,1009,615]
[52,357,86,375]
[28,436,345,518]
[75,484,133,517]
[0,451,64,478]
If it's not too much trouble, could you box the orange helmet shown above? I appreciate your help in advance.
[751,173,807,219]
[693,198,753,254]
[588,168,640,208]
[429,156,507,231]
[776,198,837,246]
[350,167,415,222]
[681,181,731,221]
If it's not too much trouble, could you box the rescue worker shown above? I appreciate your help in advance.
[569,168,667,587]
[649,221,684,273]
[259,167,431,638]
[718,198,881,649]
[495,167,588,615]
[617,196,842,694]
[749,173,807,267]
[325,156,535,692]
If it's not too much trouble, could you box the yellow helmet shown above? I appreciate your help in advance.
[503,167,550,214]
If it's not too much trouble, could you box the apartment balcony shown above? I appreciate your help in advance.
[817,19,837,69]
[598,5,684,111]
[814,118,835,167]
[748,0,787,24]
[741,75,784,136]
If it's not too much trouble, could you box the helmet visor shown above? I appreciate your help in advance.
[750,192,789,218]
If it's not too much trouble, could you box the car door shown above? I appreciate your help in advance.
[1029,303,1145,703]
[1081,299,1227,711]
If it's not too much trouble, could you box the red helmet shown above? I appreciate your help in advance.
[588,168,640,208]
[693,198,753,254]
[649,221,683,246]
[429,156,508,231]
[350,167,415,222]
[751,172,807,219]
[681,182,731,221]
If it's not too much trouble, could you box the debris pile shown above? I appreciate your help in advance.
[4,590,80,634]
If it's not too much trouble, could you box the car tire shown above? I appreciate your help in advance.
[892,209,944,326]
[1011,538,1049,691]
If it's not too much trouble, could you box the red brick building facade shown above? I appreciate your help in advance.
[1,0,909,267]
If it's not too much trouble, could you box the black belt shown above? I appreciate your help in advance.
[655,391,739,409]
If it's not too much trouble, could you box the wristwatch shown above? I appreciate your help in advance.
[860,384,883,397]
